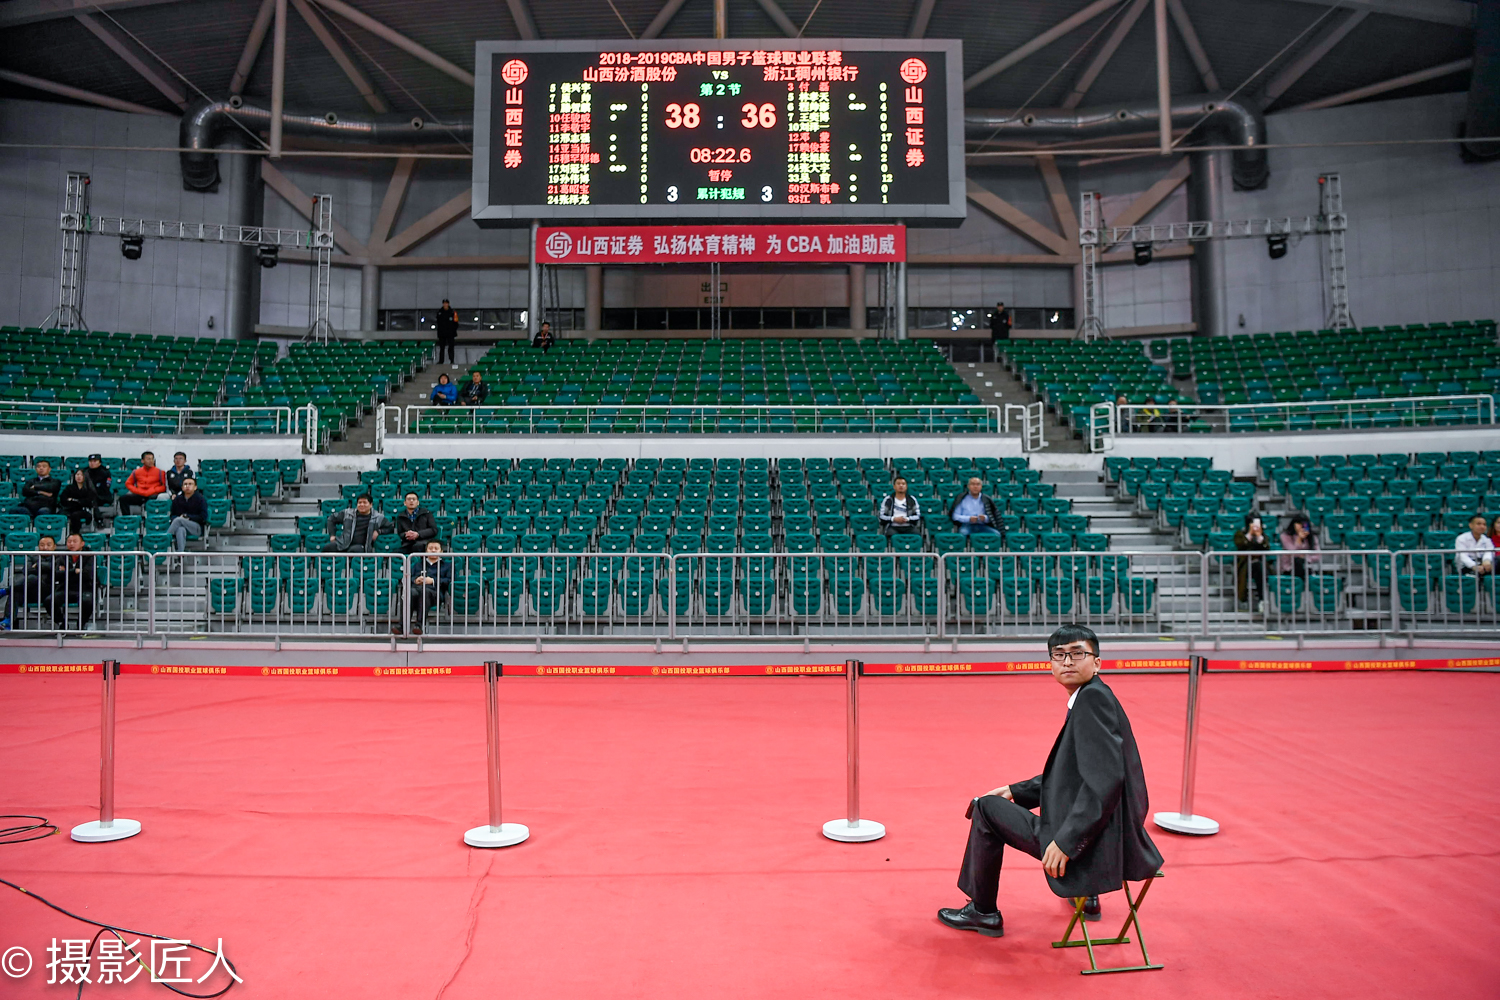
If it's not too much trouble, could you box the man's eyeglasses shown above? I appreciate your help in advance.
[1049,650,1096,663]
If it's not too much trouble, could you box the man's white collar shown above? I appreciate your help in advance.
[1068,688,1079,710]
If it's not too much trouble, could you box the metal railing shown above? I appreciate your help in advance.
[1107,394,1496,437]
[0,401,300,437]
[6,546,1496,641]
[382,403,1005,439]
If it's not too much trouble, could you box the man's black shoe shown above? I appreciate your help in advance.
[937,901,1004,937]
[1082,896,1101,922]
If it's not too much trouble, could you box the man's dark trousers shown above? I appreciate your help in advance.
[958,794,1044,912]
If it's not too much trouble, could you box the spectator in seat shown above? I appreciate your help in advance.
[949,477,1001,536]
[59,467,102,537]
[1455,514,1495,576]
[1233,514,1270,612]
[323,495,391,553]
[168,478,208,552]
[46,533,96,630]
[119,451,166,515]
[11,459,60,518]
[164,451,194,496]
[6,534,58,629]
[430,373,458,406]
[1278,515,1319,580]
[396,491,437,554]
[878,476,922,535]
[397,539,451,636]
[534,320,554,353]
[1487,515,1500,551]
[458,369,489,407]
[435,298,459,366]
[84,453,113,506]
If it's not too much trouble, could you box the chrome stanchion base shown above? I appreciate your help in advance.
[71,819,142,843]
[464,823,530,848]
[822,818,886,843]
[1152,811,1219,836]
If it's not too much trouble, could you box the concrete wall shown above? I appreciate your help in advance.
[1,91,1496,335]
[1225,92,1500,332]
[0,100,239,336]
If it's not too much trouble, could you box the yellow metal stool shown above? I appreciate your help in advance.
[1051,871,1164,975]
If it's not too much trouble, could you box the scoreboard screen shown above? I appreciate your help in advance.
[472,39,963,226]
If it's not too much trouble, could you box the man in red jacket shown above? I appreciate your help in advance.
[119,450,167,515]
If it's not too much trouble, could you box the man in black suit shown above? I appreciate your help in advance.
[939,624,1162,937]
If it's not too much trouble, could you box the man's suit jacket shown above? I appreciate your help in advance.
[1009,674,1163,897]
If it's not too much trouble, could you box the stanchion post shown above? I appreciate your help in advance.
[1153,654,1220,835]
[464,661,530,848]
[822,659,885,842]
[72,660,143,843]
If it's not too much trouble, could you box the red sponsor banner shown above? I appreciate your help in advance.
[4,658,1493,678]
[537,224,904,264]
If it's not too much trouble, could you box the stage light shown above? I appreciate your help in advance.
[1132,242,1153,266]
[1266,234,1288,260]
[257,244,279,268]
[120,235,143,260]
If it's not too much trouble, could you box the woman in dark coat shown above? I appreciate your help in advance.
[58,468,101,537]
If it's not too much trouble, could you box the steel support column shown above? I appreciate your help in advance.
[848,263,866,332]
[527,219,541,342]
[895,260,908,340]
[584,264,602,332]
[223,134,263,340]
[1187,150,1228,338]
[360,263,380,332]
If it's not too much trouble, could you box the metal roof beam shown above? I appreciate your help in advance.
[753,0,799,37]
[73,11,185,109]
[1263,9,1369,103]
[0,0,183,30]
[504,0,538,40]
[640,0,691,39]
[1165,0,1218,91]
[1285,56,1473,111]
[1275,0,1475,28]
[908,0,937,38]
[1063,0,1149,108]
[229,0,275,96]
[965,179,1073,255]
[311,0,473,87]
[965,0,1123,93]
[0,66,175,116]
[292,0,388,112]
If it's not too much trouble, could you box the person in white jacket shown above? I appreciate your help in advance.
[1454,514,1495,576]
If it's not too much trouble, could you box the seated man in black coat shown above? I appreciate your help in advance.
[395,491,437,554]
[939,623,1163,936]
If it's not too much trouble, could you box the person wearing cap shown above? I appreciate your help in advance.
[84,454,113,505]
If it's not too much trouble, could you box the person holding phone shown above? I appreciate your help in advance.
[1233,513,1270,612]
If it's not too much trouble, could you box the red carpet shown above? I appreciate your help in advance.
[2,670,1498,998]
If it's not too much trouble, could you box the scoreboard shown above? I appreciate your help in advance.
[472,39,963,226]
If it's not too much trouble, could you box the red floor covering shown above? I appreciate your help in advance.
[2,669,1498,999]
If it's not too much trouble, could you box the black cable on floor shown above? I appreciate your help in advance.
[1,816,242,998]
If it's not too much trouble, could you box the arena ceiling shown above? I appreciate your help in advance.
[0,0,1479,127]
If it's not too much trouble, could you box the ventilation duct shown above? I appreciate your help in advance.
[179,99,473,191]
[964,93,1269,190]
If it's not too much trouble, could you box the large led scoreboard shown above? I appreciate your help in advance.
[472,40,964,226]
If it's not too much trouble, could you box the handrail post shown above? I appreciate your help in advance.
[822,659,885,842]
[464,661,530,848]
[71,660,143,842]
[1153,654,1220,835]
